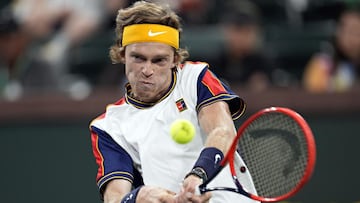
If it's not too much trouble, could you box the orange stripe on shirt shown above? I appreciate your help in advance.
[201,70,226,96]
[114,97,126,106]
[91,131,105,181]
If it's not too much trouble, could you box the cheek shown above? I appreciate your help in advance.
[125,63,139,79]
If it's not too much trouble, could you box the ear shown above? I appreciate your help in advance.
[119,48,126,64]
[173,53,180,66]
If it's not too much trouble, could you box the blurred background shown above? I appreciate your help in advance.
[0,0,360,202]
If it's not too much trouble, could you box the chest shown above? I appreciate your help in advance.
[108,85,204,162]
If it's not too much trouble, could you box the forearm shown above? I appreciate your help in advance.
[181,101,235,202]
[103,179,132,203]
[185,101,236,182]
[204,125,235,155]
[199,101,236,154]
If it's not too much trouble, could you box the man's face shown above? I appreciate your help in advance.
[337,12,360,61]
[224,23,259,55]
[123,42,176,102]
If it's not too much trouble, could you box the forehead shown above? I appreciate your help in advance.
[340,13,360,26]
[125,42,174,56]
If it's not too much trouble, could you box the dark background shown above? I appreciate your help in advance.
[1,88,360,203]
[1,0,360,202]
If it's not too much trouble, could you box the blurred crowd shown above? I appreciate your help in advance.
[0,0,359,101]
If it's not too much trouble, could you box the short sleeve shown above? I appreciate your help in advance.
[196,68,246,120]
[91,126,143,196]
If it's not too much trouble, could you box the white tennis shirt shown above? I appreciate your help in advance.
[91,61,258,202]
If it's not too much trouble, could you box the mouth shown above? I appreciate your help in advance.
[138,81,154,89]
[140,80,153,85]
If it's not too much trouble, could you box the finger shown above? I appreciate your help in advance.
[165,190,177,195]
[202,192,211,201]
[160,192,178,203]
[174,191,193,203]
[189,192,211,203]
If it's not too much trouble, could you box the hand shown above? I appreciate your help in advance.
[136,185,177,203]
[176,175,211,203]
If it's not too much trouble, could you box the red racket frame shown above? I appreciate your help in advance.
[199,107,316,202]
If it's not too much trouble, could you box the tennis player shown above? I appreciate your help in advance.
[90,1,258,202]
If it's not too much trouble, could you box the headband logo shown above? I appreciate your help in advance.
[122,24,179,49]
[148,30,167,37]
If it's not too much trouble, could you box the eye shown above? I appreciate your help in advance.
[131,54,145,62]
[152,57,168,65]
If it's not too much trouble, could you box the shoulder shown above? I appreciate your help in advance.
[89,97,127,129]
[179,61,209,71]
[177,61,209,80]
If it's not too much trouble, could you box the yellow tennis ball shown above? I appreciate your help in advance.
[170,119,195,144]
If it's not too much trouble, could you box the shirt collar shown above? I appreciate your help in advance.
[125,71,177,109]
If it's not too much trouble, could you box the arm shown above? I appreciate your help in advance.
[104,179,177,203]
[90,126,137,202]
[104,179,132,203]
[178,101,234,202]
[176,66,243,202]
[91,125,179,203]
[198,101,236,154]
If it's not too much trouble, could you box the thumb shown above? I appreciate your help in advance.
[160,190,178,203]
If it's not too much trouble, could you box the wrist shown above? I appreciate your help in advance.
[121,186,143,203]
[189,147,224,181]
[185,167,208,182]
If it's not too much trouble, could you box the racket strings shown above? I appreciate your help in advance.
[238,113,309,198]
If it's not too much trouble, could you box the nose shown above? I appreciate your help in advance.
[142,61,154,77]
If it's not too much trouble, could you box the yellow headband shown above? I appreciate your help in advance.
[122,24,179,49]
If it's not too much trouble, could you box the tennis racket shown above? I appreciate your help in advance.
[197,107,316,202]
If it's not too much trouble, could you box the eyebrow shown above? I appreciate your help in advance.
[129,51,171,59]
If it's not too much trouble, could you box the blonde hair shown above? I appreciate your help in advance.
[109,1,189,64]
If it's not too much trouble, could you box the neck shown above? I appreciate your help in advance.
[127,71,175,104]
